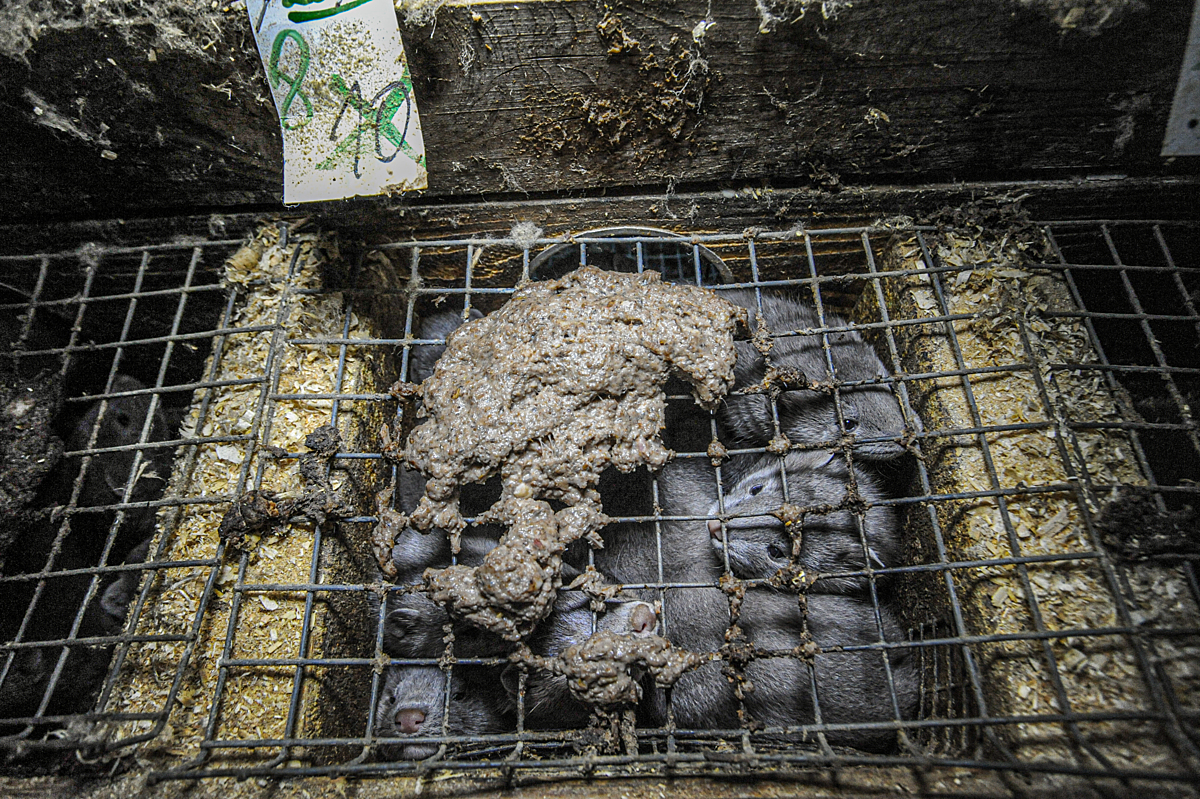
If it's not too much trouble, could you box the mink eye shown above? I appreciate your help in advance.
[748,483,765,497]
[767,544,787,560]
[844,417,859,432]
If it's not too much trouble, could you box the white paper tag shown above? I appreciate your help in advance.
[1162,0,1200,156]
[247,0,428,203]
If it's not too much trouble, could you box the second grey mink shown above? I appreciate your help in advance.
[710,450,899,593]
[717,290,911,461]
[597,455,743,584]
[382,524,507,659]
[499,592,659,729]
[374,664,510,760]
[0,378,171,721]
[69,375,174,563]
[648,588,918,752]
[599,449,897,592]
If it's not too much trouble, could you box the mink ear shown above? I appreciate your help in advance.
[386,607,422,636]
[500,665,521,697]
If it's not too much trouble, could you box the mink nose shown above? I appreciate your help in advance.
[629,602,657,634]
[708,519,723,540]
[396,708,426,734]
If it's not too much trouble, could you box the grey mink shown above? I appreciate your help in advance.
[407,308,483,384]
[648,587,918,752]
[374,664,510,760]
[595,455,724,584]
[68,375,174,562]
[71,375,172,507]
[0,378,171,721]
[382,524,507,659]
[710,450,899,593]
[717,290,912,461]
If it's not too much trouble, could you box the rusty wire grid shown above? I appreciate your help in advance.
[0,220,1196,788]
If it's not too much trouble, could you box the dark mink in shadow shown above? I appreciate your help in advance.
[717,290,914,461]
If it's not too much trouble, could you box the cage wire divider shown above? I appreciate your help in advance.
[1,222,1198,784]
[54,250,156,733]
[90,240,239,747]
[867,233,1013,764]
[263,250,364,771]
[1041,224,1200,763]
[352,246,402,769]
[174,231,310,774]
[919,228,1120,769]
[90,246,192,714]
[978,254,1138,774]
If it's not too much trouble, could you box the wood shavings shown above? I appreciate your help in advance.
[883,224,1194,772]
[104,223,384,766]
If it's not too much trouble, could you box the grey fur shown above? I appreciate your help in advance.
[0,533,135,720]
[408,308,483,384]
[710,450,899,593]
[374,664,510,760]
[68,375,174,563]
[98,536,152,626]
[70,375,172,512]
[595,443,914,750]
[717,290,910,461]
[650,588,917,752]
[382,525,505,659]
[597,455,722,584]
[501,593,659,729]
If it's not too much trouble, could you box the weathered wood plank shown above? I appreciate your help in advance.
[0,0,1194,219]
[2,176,1195,259]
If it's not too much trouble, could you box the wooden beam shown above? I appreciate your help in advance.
[2,1,1196,219]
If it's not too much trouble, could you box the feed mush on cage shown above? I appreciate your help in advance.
[528,630,704,707]
[219,424,352,548]
[404,266,744,640]
[371,486,407,578]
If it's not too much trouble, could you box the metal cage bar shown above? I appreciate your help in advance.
[0,221,1195,787]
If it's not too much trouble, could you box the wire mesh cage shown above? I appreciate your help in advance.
[0,217,1197,789]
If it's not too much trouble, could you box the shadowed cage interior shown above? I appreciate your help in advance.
[0,221,1196,786]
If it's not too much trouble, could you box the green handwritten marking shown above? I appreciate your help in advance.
[318,75,372,177]
[288,0,373,24]
[267,29,313,129]
[317,68,420,177]
[383,63,424,170]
